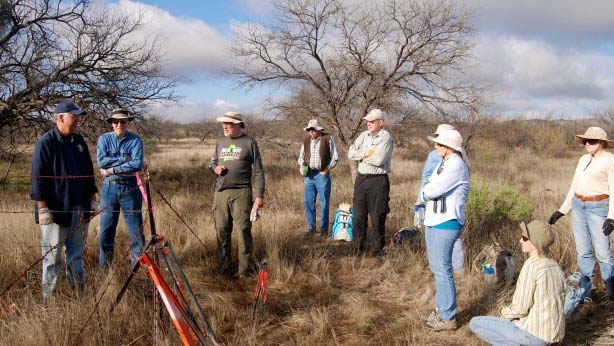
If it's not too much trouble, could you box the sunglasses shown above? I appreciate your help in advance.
[112,120,127,125]
[520,235,529,242]
[582,139,600,145]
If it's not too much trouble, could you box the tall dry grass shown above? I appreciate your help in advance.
[0,135,611,345]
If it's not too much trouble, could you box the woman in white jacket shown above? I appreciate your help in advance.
[420,129,470,331]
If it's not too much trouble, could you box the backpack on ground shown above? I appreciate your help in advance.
[564,272,592,318]
[472,243,516,286]
[391,227,421,246]
[332,203,353,242]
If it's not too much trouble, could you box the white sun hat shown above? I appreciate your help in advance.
[434,124,455,135]
[428,129,463,151]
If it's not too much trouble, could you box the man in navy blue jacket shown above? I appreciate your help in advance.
[31,100,98,298]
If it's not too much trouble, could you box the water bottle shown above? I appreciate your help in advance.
[413,204,425,227]
[481,263,496,284]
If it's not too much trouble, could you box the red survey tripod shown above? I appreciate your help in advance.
[251,260,268,320]
[110,174,218,345]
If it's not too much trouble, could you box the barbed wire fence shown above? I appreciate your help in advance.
[0,171,213,343]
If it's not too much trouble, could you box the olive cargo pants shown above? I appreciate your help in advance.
[213,187,255,275]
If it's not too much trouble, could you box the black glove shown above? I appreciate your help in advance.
[603,219,614,236]
[548,211,565,225]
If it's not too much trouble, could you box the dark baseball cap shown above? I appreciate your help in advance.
[54,100,86,115]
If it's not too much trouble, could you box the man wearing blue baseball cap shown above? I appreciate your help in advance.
[31,100,98,298]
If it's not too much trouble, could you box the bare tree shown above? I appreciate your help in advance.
[0,0,177,140]
[232,0,483,176]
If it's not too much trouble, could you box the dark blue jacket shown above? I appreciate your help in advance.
[31,128,98,226]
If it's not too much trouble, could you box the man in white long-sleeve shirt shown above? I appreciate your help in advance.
[347,109,394,256]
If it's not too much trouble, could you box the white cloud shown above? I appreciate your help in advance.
[214,99,239,110]
[108,0,232,76]
[471,34,614,116]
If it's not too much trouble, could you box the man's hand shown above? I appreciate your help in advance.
[365,149,375,158]
[39,207,53,225]
[253,197,264,209]
[100,167,114,177]
[603,218,614,236]
[548,211,565,225]
[214,165,227,176]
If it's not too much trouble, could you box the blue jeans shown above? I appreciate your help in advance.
[425,226,461,320]
[470,316,548,346]
[572,196,614,292]
[452,238,464,274]
[99,181,145,267]
[304,171,332,232]
[41,206,88,298]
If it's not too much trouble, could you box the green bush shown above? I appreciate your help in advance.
[467,182,535,228]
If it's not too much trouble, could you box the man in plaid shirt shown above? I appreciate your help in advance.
[298,119,339,236]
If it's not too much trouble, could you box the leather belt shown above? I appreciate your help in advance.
[575,193,609,202]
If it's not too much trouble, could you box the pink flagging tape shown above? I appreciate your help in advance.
[136,173,153,210]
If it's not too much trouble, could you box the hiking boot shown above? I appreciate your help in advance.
[424,311,457,331]
[318,230,329,238]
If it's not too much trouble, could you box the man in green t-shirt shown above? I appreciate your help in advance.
[208,112,265,278]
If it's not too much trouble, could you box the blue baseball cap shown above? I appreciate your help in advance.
[54,100,86,115]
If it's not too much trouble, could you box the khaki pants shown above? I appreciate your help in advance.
[213,188,255,275]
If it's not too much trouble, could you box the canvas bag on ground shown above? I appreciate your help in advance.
[332,203,353,242]
[563,272,592,318]
[472,243,516,286]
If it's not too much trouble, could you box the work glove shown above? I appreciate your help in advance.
[603,218,614,236]
[39,207,53,225]
[548,211,565,225]
[100,167,114,177]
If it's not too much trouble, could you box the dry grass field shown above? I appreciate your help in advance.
[0,134,612,345]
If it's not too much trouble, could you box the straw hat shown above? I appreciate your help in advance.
[216,111,243,124]
[575,127,614,148]
[106,108,134,123]
[304,119,324,131]
[428,129,463,151]
[434,124,455,135]
[519,221,554,255]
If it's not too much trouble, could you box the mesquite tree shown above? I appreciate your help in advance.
[0,0,176,143]
[232,0,484,176]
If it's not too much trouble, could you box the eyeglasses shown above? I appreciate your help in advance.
[520,235,529,242]
[112,120,127,125]
[582,139,601,145]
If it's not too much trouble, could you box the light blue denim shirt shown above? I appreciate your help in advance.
[417,150,441,202]
[96,131,143,180]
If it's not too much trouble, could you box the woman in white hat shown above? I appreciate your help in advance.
[548,126,614,300]
[420,129,470,331]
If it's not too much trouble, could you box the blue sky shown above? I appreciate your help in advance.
[105,0,614,122]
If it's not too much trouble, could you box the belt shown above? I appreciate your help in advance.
[575,193,609,202]
[358,173,387,178]
[104,179,137,185]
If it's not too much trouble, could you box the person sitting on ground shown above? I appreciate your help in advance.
[470,220,566,346]
[548,127,614,301]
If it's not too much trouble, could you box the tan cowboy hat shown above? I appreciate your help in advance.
[575,127,614,148]
[216,111,243,124]
[428,129,463,151]
[304,119,324,131]
[106,108,134,123]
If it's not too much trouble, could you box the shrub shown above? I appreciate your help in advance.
[467,182,535,228]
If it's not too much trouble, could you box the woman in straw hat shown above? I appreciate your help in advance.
[420,129,470,331]
[548,126,614,300]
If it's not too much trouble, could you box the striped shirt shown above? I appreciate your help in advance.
[297,136,339,170]
[500,255,566,343]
